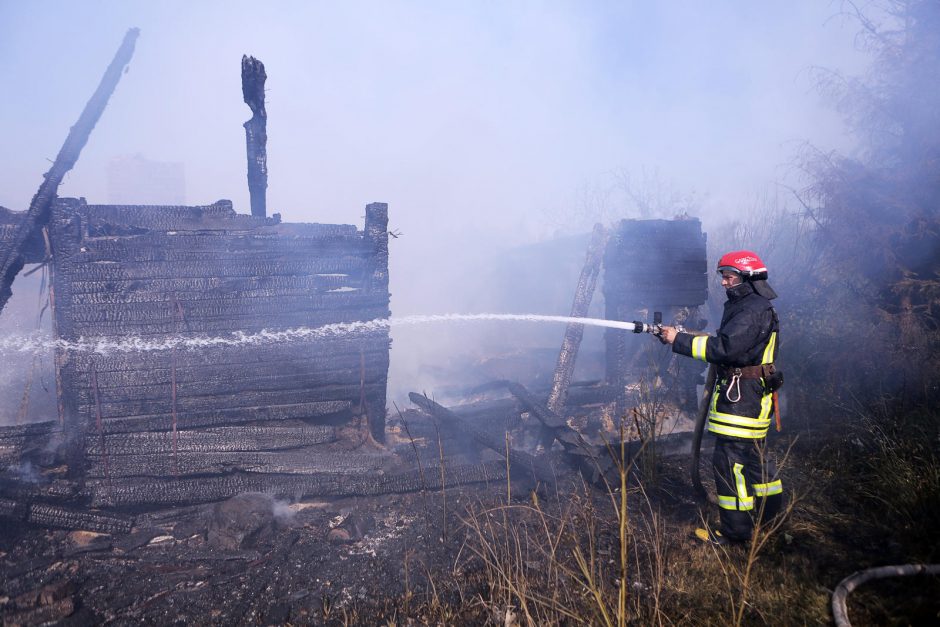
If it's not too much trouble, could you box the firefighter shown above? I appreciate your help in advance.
[659,250,783,545]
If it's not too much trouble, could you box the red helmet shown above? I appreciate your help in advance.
[717,250,768,279]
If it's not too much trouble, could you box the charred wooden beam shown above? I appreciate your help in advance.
[0,28,138,314]
[85,425,336,455]
[78,400,354,434]
[242,55,268,218]
[547,223,606,415]
[86,449,391,479]
[0,497,133,533]
[500,380,613,485]
[87,461,508,507]
[408,392,555,486]
[26,502,132,533]
[363,203,390,442]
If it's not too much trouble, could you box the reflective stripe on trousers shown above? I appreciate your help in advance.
[717,462,754,511]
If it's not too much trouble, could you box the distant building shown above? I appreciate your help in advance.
[107,154,186,205]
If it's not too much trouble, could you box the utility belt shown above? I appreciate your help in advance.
[719,363,784,402]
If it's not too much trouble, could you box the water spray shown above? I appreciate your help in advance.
[0,312,680,356]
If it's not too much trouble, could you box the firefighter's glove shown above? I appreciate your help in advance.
[657,326,679,345]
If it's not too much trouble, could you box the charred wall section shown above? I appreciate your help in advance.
[603,219,708,406]
[45,198,390,506]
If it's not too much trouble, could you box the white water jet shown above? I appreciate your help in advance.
[0,313,639,356]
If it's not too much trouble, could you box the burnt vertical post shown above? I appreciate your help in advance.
[241,55,268,218]
[0,28,139,315]
[547,223,607,415]
[363,202,390,442]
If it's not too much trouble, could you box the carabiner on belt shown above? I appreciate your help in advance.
[725,368,742,403]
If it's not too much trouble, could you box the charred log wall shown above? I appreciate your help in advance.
[603,219,707,392]
[0,207,46,265]
[45,198,391,505]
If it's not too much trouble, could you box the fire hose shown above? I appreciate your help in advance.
[691,364,717,503]
[832,563,940,627]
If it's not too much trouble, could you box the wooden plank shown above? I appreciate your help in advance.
[70,236,373,263]
[73,360,387,396]
[86,424,336,455]
[86,449,391,478]
[74,383,383,421]
[65,292,388,323]
[58,305,391,337]
[74,370,389,407]
[68,279,364,304]
[86,461,509,507]
[82,400,354,434]
[67,273,361,296]
[63,257,371,281]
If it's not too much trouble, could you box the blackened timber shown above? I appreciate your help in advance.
[74,366,388,403]
[69,277,363,302]
[0,496,133,534]
[0,29,138,314]
[87,449,391,478]
[64,257,372,282]
[64,297,388,328]
[57,307,390,336]
[86,425,336,455]
[547,223,606,415]
[0,208,44,263]
[75,384,383,420]
[67,345,390,385]
[363,203,390,442]
[79,401,353,434]
[72,199,279,230]
[69,235,373,262]
[87,462,509,507]
[408,392,555,486]
[500,380,613,485]
[25,502,132,534]
[242,56,268,218]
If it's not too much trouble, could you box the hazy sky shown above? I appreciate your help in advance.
[0,1,877,401]
[1,1,870,221]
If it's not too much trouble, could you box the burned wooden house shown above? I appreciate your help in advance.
[0,29,713,533]
[1,195,392,509]
[0,31,402,520]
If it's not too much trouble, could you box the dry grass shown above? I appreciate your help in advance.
[339,401,940,626]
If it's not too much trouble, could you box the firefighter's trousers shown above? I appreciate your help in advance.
[712,437,783,541]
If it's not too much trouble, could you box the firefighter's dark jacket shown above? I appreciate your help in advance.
[672,282,779,439]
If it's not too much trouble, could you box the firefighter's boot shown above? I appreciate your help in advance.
[693,527,728,546]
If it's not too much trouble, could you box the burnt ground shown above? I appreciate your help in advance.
[1,407,939,625]
[0,473,589,626]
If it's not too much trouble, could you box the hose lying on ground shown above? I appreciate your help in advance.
[832,563,940,627]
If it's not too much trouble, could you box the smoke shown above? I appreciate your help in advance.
[270,497,296,525]
[0,266,56,426]
[6,460,41,484]
[0,2,882,411]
